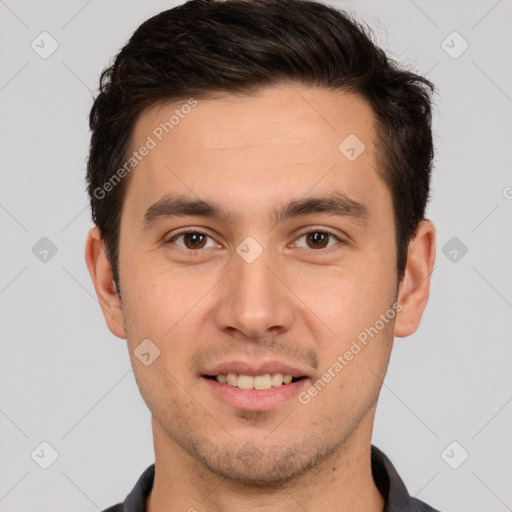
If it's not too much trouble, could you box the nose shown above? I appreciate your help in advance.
[213,241,294,341]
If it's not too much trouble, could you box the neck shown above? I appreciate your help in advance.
[147,414,385,512]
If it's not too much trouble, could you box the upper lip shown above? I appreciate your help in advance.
[202,360,310,378]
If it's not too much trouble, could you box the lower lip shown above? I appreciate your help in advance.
[201,376,309,411]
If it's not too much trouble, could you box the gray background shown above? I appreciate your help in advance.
[1,0,511,510]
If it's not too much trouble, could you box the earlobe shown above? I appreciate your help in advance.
[84,227,127,339]
[394,220,436,338]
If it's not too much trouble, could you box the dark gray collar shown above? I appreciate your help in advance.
[107,445,442,512]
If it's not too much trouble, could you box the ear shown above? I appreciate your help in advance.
[84,226,127,339]
[394,220,436,338]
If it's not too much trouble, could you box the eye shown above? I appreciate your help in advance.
[292,229,343,253]
[166,230,219,252]
[165,228,343,255]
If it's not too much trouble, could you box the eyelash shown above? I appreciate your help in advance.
[165,228,344,256]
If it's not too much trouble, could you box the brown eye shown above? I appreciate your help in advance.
[167,230,217,251]
[305,231,329,249]
[182,232,207,249]
[294,230,341,251]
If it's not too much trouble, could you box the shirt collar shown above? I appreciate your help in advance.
[118,444,439,512]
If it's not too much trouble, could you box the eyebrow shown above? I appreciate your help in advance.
[141,191,370,230]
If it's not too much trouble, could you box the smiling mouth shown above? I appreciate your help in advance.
[203,373,305,391]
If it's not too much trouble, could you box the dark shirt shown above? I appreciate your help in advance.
[103,444,442,512]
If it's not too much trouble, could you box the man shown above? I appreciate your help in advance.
[84,0,439,510]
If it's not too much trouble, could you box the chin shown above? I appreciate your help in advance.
[192,438,336,487]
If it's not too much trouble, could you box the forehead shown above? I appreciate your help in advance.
[122,84,392,228]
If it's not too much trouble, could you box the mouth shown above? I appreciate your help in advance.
[203,373,305,391]
[199,362,311,411]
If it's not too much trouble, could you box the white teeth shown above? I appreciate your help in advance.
[226,373,238,386]
[253,374,272,390]
[271,373,283,386]
[215,372,296,390]
[237,375,253,390]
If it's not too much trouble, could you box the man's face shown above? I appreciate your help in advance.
[116,85,399,484]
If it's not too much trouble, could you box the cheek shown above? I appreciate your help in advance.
[294,264,393,341]
[121,257,192,330]
[130,357,192,427]
[301,259,396,392]
[121,263,212,377]
[306,317,393,420]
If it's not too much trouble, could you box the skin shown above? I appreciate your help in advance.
[85,84,436,512]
